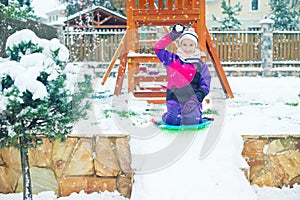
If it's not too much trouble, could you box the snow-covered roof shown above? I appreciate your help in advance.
[259,18,275,25]
[64,5,126,23]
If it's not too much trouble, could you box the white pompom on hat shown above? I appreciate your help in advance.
[179,28,198,45]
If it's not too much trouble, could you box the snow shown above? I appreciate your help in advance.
[1,30,300,199]
[1,74,300,199]
[0,29,73,102]
[259,18,275,25]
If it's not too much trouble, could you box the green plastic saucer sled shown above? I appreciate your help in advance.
[151,117,213,131]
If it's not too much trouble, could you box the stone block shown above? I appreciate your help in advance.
[280,138,294,150]
[65,138,94,176]
[0,166,19,193]
[246,158,265,168]
[16,167,59,194]
[59,177,116,197]
[267,139,285,155]
[269,156,289,187]
[251,172,275,187]
[117,175,133,198]
[242,140,268,159]
[94,136,120,177]
[275,150,300,181]
[52,137,78,178]
[290,175,300,186]
[1,147,21,173]
[116,137,132,175]
[249,163,268,182]
[28,138,52,168]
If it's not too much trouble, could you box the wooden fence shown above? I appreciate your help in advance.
[64,30,125,62]
[210,31,262,63]
[273,31,300,62]
[64,29,300,67]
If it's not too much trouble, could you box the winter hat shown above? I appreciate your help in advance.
[179,28,198,46]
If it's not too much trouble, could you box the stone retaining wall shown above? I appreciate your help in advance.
[0,135,133,198]
[242,135,300,188]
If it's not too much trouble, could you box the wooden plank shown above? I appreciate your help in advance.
[219,34,224,61]
[148,0,155,9]
[147,99,166,104]
[87,34,91,60]
[158,0,164,9]
[114,53,128,95]
[133,10,200,15]
[280,33,284,61]
[136,20,198,26]
[250,34,254,61]
[80,37,83,61]
[192,0,200,8]
[134,91,166,97]
[242,33,247,61]
[128,55,160,63]
[225,34,229,62]
[134,75,168,82]
[273,34,277,61]
[283,33,287,61]
[138,0,146,9]
[183,0,192,9]
[167,0,173,9]
[206,27,234,99]
[199,0,206,52]
[101,32,126,85]
[236,33,240,61]
[139,87,165,91]
[175,0,183,8]
[290,34,294,60]
[287,33,291,60]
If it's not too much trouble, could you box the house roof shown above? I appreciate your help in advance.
[64,5,127,29]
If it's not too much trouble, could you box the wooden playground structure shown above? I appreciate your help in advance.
[101,0,234,104]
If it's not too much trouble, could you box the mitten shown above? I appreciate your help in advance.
[169,24,185,41]
[182,95,199,114]
[172,24,185,33]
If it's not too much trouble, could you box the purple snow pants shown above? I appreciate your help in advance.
[162,99,203,125]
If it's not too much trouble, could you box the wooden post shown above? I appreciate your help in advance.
[206,27,234,98]
[101,32,126,86]
[199,0,206,53]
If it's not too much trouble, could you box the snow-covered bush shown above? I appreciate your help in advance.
[0,29,92,200]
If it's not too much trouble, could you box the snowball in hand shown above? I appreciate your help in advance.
[175,25,184,32]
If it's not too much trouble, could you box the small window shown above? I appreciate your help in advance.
[251,0,259,11]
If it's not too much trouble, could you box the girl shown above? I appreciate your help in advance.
[153,24,211,125]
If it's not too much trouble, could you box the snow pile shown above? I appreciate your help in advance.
[0,190,129,200]
[0,29,79,108]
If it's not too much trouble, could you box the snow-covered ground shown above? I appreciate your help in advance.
[1,75,300,200]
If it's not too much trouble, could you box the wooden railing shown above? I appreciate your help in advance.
[133,0,201,9]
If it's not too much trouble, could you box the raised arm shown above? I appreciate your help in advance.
[153,24,185,66]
